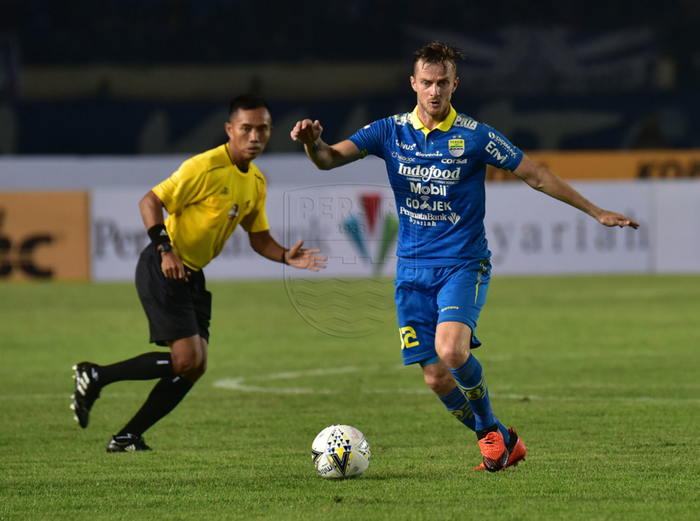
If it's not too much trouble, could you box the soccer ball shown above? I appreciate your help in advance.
[311,424,371,479]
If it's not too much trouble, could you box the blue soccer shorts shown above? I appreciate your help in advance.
[394,258,491,366]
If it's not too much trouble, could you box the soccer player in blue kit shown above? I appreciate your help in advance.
[291,42,639,472]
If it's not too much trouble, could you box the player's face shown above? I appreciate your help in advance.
[225,107,273,163]
[410,60,459,123]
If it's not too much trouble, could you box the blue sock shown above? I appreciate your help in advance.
[438,387,476,431]
[449,355,509,444]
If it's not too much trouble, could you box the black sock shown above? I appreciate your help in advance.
[117,376,194,437]
[97,352,174,387]
[476,423,499,441]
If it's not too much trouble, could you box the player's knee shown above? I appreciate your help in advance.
[435,324,471,368]
[435,342,468,369]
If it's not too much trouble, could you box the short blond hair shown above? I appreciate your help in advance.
[412,41,465,76]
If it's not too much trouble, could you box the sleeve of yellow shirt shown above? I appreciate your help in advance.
[240,175,270,233]
[152,157,207,214]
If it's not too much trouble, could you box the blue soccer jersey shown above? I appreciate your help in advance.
[348,105,523,267]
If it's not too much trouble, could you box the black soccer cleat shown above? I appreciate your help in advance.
[70,362,101,428]
[107,434,152,453]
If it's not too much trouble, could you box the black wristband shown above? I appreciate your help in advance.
[147,224,170,246]
[281,249,288,265]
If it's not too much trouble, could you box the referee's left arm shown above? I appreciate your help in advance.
[248,230,287,264]
[248,230,326,271]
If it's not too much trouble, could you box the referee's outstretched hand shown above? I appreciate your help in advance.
[286,240,327,272]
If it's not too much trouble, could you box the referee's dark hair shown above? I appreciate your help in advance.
[229,94,271,119]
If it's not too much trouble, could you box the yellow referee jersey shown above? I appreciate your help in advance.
[152,144,270,270]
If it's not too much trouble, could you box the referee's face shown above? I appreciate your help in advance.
[225,107,273,166]
[411,60,459,124]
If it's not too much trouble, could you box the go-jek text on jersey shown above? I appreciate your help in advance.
[348,105,523,267]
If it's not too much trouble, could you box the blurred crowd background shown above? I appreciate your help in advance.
[1,0,699,154]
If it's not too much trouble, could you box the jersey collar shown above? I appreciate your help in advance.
[411,105,457,136]
[224,143,250,173]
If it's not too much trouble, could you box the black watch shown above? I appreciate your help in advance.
[158,243,173,255]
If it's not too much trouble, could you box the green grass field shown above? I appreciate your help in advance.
[2,275,699,520]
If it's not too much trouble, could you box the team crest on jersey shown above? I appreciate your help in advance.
[228,204,239,220]
[448,139,465,157]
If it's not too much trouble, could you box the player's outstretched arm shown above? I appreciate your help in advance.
[512,155,640,229]
[290,119,363,170]
[248,230,327,272]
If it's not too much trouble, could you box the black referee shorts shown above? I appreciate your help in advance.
[135,243,212,346]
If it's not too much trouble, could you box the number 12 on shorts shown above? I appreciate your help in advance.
[399,326,420,350]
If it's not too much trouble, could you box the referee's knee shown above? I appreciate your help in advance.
[174,358,206,382]
[171,350,203,376]
[170,336,207,376]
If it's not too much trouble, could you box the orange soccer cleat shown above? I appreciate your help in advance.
[476,429,509,472]
[472,427,526,472]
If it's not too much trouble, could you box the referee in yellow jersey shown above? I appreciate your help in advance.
[71,94,326,452]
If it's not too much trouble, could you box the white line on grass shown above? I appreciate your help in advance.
[212,365,700,404]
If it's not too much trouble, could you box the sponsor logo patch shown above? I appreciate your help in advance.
[409,182,448,196]
[390,151,416,162]
[454,116,478,130]
[394,114,410,126]
[487,131,518,158]
[395,140,417,151]
[397,164,460,182]
[404,196,453,212]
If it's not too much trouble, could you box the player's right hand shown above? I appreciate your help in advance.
[290,119,323,146]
